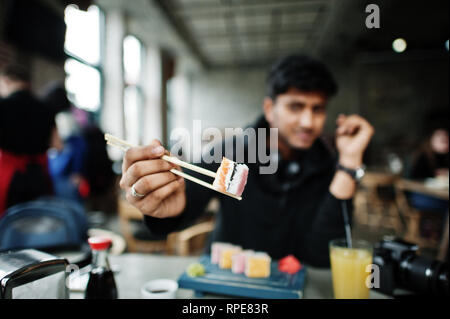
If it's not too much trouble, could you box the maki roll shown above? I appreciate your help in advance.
[213,157,249,197]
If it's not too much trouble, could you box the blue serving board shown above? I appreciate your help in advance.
[178,255,306,299]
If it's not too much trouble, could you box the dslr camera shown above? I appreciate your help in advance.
[372,237,448,297]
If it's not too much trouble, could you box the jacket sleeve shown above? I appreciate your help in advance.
[143,159,218,236]
[302,191,353,268]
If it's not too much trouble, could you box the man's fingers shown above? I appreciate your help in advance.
[122,139,164,173]
[347,123,360,135]
[132,172,179,196]
[140,178,184,216]
[336,114,346,125]
[336,115,370,136]
[121,159,175,188]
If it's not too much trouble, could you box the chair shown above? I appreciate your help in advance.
[394,179,445,249]
[118,198,168,253]
[118,197,218,255]
[166,220,215,256]
[166,198,218,256]
[0,196,88,252]
[354,172,404,234]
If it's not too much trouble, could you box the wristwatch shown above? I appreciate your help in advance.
[336,163,366,182]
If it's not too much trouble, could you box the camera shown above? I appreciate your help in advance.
[372,237,449,297]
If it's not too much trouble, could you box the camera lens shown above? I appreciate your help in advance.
[399,255,449,297]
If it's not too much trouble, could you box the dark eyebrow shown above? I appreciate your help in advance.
[288,101,305,107]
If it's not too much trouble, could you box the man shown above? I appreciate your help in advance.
[0,64,55,215]
[119,55,374,267]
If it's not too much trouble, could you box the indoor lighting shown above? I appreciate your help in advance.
[392,38,407,53]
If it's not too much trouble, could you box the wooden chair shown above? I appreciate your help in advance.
[166,198,218,256]
[394,179,443,249]
[118,197,218,255]
[118,198,168,253]
[166,220,215,256]
[354,172,404,234]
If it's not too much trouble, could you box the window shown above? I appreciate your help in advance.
[64,5,103,112]
[123,35,144,145]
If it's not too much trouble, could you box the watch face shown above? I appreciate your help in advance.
[356,168,365,179]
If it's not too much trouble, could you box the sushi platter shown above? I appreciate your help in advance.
[178,255,306,299]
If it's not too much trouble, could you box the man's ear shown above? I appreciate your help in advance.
[263,97,274,125]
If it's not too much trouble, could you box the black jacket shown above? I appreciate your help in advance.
[144,116,352,267]
[0,90,55,155]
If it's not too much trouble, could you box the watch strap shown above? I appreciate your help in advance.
[336,163,364,181]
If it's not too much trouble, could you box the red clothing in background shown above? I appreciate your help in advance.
[0,150,52,217]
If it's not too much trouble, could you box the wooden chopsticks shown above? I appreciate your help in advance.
[105,134,242,200]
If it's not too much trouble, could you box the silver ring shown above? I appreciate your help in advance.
[131,184,145,198]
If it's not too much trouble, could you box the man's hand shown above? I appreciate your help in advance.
[330,114,374,199]
[119,139,186,218]
[335,114,375,168]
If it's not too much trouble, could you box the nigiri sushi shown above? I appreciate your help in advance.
[213,157,249,197]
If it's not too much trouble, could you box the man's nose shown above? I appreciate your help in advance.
[298,109,313,129]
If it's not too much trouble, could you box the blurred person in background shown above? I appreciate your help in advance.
[45,84,116,214]
[406,125,449,224]
[410,127,449,181]
[0,64,55,216]
[44,84,89,204]
[82,124,117,214]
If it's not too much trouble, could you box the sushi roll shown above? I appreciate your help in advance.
[231,250,254,274]
[245,252,271,278]
[211,242,233,264]
[213,157,249,197]
[219,245,242,269]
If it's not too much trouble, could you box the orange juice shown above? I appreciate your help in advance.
[330,240,373,299]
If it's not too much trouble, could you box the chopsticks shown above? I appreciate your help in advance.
[105,134,242,200]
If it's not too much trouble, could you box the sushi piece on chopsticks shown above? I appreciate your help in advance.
[104,133,248,200]
[213,157,249,197]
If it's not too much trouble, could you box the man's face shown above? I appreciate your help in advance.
[264,88,328,150]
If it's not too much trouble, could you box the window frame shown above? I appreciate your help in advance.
[63,4,105,116]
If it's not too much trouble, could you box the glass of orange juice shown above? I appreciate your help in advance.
[329,239,373,299]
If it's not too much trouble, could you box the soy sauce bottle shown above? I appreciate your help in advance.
[85,237,118,299]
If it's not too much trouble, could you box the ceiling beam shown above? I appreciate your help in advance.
[152,0,210,69]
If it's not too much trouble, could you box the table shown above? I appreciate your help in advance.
[396,179,449,261]
[396,179,449,201]
[70,254,388,299]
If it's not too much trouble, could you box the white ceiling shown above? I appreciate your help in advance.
[157,0,333,68]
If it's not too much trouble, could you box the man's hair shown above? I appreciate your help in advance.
[266,54,338,100]
[0,63,31,83]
